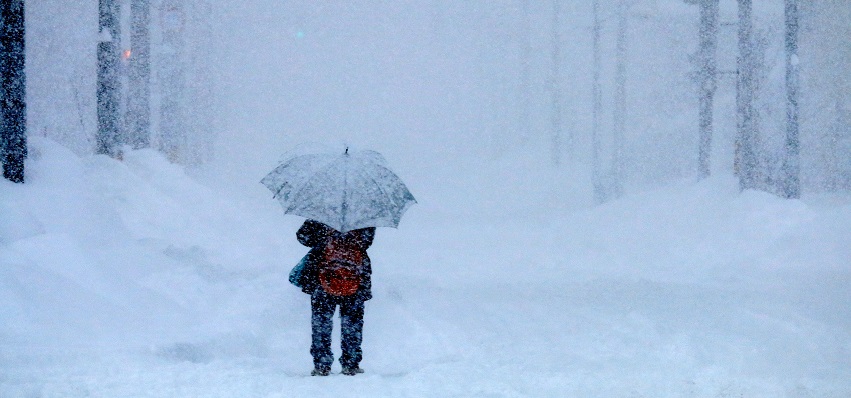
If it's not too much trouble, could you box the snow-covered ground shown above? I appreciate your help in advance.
[1,138,850,397]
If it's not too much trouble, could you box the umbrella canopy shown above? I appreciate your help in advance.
[261,149,416,232]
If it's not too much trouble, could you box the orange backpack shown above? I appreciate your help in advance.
[318,237,365,296]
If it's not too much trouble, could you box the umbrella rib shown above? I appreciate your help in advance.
[285,157,341,214]
[263,154,318,199]
[350,163,415,229]
[357,166,393,209]
[362,162,416,206]
[260,169,285,199]
[271,179,286,199]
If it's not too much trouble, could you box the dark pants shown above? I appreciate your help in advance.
[311,289,364,370]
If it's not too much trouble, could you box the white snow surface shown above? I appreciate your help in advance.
[1,138,850,397]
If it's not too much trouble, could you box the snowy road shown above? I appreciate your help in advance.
[3,277,848,397]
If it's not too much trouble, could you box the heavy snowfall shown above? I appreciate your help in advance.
[1,1,849,397]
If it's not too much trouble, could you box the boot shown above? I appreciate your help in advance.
[341,366,364,376]
[311,367,331,376]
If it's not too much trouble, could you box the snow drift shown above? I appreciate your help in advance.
[1,138,849,397]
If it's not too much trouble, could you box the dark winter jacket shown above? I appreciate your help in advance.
[296,219,375,301]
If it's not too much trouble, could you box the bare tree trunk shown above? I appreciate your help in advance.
[159,0,187,163]
[97,0,122,157]
[837,94,851,190]
[550,0,562,166]
[519,0,531,144]
[1,0,26,183]
[736,0,758,190]
[697,0,719,179]
[127,0,152,149]
[185,0,215,165]
[781,0,800,198]
[611,0,627,198]
[592,0,604,203]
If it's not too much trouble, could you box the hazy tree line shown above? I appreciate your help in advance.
[4,1,849,201]
[543,0,845,202]
[1,0,213,183]
[97,0,213,163]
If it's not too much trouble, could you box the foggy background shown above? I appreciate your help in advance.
[4,1,850,395]
[24,0,850,219]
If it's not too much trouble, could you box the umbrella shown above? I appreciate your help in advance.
[261,148,416,232]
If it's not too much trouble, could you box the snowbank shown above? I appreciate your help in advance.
[1,138,849,397]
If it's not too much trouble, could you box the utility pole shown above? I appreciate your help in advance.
[97,0,122,157]
[127,0,152,149]
[1,0,26,183]
[697,0,719,179]
[736,0,758,191]
[781,0,800,199]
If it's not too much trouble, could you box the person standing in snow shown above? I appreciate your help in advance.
[296,219,375,376]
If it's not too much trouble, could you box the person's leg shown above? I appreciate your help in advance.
[310,289,336,373]
[339,297,365,372]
